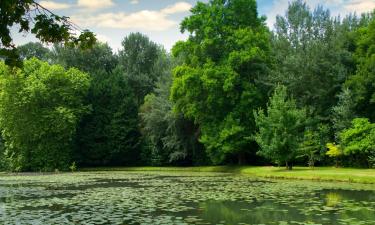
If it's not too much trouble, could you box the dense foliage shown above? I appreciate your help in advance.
[0,0,374,171]
[254,85,306,169]
[0,59,90,171]
[171,0,270,164]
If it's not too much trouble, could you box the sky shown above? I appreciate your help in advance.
[12,0,375,52]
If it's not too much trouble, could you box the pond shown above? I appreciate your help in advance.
[0,171,375,224]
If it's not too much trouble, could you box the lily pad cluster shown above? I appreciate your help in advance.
[0,172,375,224]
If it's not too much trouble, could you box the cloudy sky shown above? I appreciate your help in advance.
[13,0,375,51]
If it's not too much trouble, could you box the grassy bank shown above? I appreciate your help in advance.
[81,166,375,184]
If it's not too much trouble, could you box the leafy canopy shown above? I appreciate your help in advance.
[254,85,306,168]
[0,59,90,171]
[171,0,270,164]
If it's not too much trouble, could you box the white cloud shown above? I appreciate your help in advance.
[39,1,72,10]
[77,0,114,10]
[161,2,192,14]
[130,0,139,4]
[96,34,111,43]
[72,1,192,31]
[343,0,375,14]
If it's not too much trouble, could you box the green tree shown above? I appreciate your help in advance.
[331,88,355,141]
[299,130,320,168]
[17,42,51,61]
[0,59,90,171]
[52,43,140,166]
[171,0,271,164]
[118,33,165,106]
[345,12,375,121]
[270,1,354,125]
[254,85,306,170]
[52,43,118,75]
[0,1,95,67]
[326,142,342,167]
[340,118,375,167]
[140,70,206,166]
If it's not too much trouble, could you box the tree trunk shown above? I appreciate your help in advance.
[286,161,293,170]
[238,153,246,165]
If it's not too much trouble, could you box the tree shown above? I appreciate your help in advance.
[52,43,118,75]
[171,0,271,164]
[331,88,355,141]
[326,143,342,167]
[299,130,321,168]
[345,12,375,121]
[0,1,95,67]
[140,69,206,165]
[52,43,140,166]
[269,0,353,125]
[118,33,165,106]
[340,118,375,167]
[17,42,51,61]
[0,59,90,171]
[254,85,306,170]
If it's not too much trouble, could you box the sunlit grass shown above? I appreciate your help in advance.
[81,166,375,184]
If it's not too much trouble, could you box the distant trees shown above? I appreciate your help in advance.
[345,12,375,121]
[171,0,271,164]
[0,1,374,171]
[0,59,90,171]
[270,0,353,126]
[254,86,306,169]
[17,42,51,61]
[118,33,166,106]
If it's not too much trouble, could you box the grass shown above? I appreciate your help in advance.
[80,166,375,184]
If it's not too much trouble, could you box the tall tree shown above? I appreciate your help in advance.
[140,69,206,165]
[171,0,271,164]
[52,43,140,166]
[0,59,90,171]
[118,33,165,106]
[0,1,95,67]
[345,11,375,121]
[254,85,306,170]
[331,88,355,141]
[270,0,353,125]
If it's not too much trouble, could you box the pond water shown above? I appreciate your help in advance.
[0,171,375,225]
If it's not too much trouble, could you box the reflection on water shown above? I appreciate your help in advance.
[325,192,342,207]
[0,172,375,225]
[199,189,375,225]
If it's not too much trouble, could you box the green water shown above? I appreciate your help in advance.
[0,171,374,224]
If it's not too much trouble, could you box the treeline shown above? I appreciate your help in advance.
[0,0,374,171]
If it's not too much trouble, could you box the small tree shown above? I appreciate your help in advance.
[299,130,320,168]
[254,85,306,170]
[326,143,342,168]
[331,88,355,142]
[340,118,375,168]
